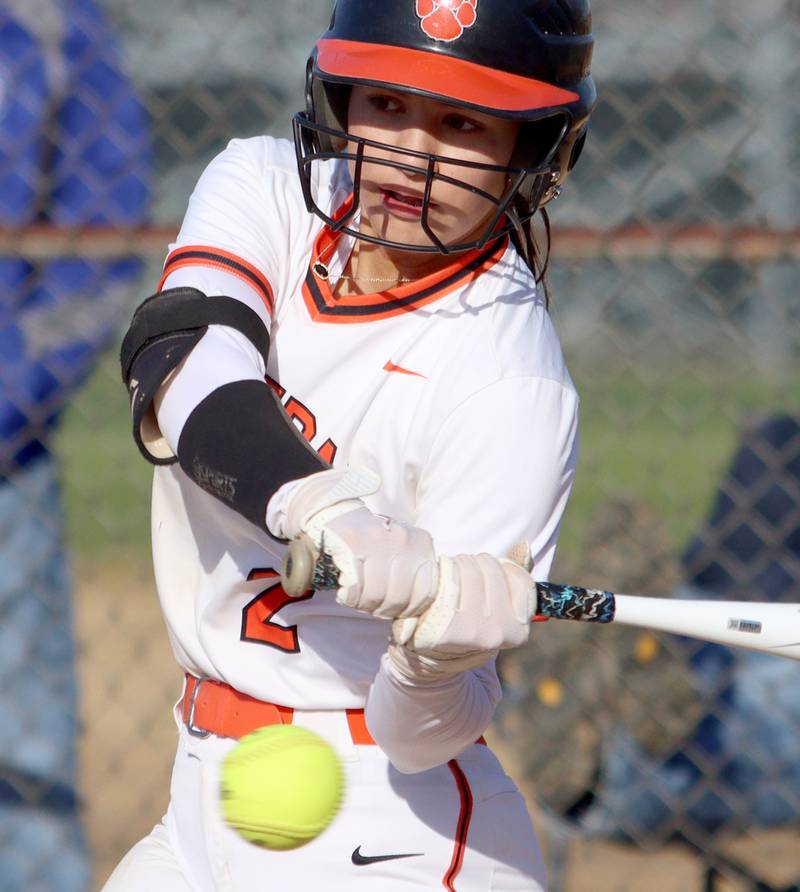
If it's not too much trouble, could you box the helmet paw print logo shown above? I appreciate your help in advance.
[416,0,478,43]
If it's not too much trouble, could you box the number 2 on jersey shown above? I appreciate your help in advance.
[241,568,313,653]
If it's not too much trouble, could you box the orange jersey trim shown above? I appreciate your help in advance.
[316,38,580,113]
[159,245,275,316]
[444,759,474,890]
[302,203,508,324]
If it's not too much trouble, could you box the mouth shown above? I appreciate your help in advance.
[380,188,436,218]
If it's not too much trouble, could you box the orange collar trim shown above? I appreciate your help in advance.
[303,211,508,324]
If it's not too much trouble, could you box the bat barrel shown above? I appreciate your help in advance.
[612,595,800,660]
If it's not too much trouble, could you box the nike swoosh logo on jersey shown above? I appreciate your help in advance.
[351,846,424,866]
[383,360,428,379]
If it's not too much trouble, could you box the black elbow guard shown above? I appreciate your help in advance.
[177,380,328,532]
[120,287,269,464]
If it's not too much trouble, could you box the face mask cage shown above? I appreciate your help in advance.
[292,111,563,255]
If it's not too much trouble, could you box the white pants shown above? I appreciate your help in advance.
[102,713,547,891]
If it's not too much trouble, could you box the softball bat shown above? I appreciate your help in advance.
[281,536,800,661]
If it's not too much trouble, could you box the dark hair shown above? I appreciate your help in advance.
[509,198,552,309]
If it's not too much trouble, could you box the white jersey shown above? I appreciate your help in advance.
[150,135,579,710]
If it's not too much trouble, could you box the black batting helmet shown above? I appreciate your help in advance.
[293,0,596,253]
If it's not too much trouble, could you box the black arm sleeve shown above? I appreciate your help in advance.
[121,287,271,465]
[176,380,328,533]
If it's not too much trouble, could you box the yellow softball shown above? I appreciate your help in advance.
[219,724,344,850]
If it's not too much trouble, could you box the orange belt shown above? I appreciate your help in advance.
[180,674,486,747]
[180,674,376,744]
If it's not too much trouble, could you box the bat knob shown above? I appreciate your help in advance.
[281,537,316,597]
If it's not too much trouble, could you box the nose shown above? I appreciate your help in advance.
[394,125,440,179]
[402,124,438,155]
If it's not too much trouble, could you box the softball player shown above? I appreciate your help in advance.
[105,1,595,889]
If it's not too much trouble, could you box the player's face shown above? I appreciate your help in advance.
[346,86,520,251]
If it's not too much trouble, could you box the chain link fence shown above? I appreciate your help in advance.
[1,1,798,889]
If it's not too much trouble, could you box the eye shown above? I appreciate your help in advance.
[368,94,404,114]
[442,112,483,134]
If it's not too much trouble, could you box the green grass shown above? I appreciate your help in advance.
[56,349,799,568]
[560,360,799,560]
[57,350,153,561]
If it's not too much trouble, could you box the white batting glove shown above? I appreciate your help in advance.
[269,466,439,619]
[389,553,535,678]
